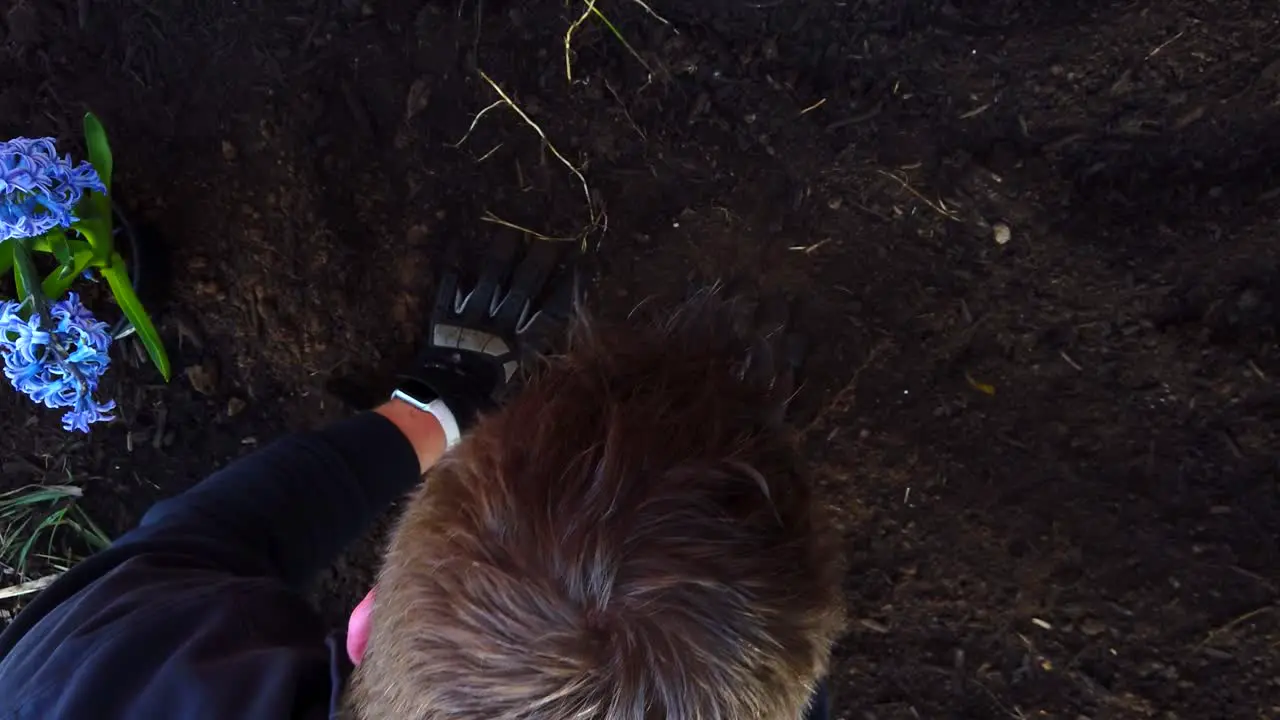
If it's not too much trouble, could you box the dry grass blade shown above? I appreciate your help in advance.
[477,70,598,227]
[480,212,577,242]
[799,98,827,115]
[565,0,601,83]
[1196,605,1278,649]
[0,573,60,601]
[589,5,653,76]
[473,143,504,163]
[449,100,503,148]
[875,169,961,221]
[628,0,670,24]
[565,1,654,83]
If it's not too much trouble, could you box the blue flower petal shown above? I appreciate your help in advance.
[0,293,115,431]
[0,137,106,241]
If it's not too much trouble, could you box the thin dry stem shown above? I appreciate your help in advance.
[565,0,601,83]
[0,573,60,601]
[875,169,961,221]
[449,100,503,148]
[590,5,653,76]
[478,70,598,227]
[799,98,827,115]
[1197,605,1277,649]
[628,0,670,24]
[480,211,578,242]
[473,143,504,163]
[566,1,654,83]
[1147,30,1185,60]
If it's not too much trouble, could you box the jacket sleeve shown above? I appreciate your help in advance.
[0,411,421,662]
[131,411,422,586]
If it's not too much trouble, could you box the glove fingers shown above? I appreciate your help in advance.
[518,267,577,356]
[459,235,520,324]
[492,240,563,330]
[433,265,462,325]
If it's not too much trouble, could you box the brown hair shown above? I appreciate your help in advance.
[349,298,844,719]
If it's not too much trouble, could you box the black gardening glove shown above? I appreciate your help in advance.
[393,238,573,443]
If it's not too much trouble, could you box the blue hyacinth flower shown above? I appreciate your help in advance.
[0,137,106,241]
[0,293,116,432]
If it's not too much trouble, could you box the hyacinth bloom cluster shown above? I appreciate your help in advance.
[1,136,106,241]
[0,293,116,432]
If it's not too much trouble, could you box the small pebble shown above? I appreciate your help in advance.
[993,221,1012,245]
[227,398,247,417]
[184,361,219,396]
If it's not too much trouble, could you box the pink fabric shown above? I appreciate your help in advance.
[346,587,376,666]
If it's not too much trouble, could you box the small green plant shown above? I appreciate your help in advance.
[0,482,110,578]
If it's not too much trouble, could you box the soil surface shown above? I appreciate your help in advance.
[3,0,1279,717]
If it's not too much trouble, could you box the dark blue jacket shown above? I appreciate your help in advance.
[0,414,830,719]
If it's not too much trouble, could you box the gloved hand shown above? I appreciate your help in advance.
[393,238,573,445]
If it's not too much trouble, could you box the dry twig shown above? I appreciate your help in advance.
[480,212,577,242]
[0,573,60,601]
[875,169,961,221]
[1197,604,1277,649]
[476,70,598,228]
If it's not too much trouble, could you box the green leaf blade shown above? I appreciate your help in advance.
[51,235,74,271]
[84,113,114,192]
[102,253,170,381]
[42,247,95,299]
[80,113,116,256]
[73,218,115,260]
[11,238,48,316]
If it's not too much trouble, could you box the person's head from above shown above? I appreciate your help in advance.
[346,297,845,719]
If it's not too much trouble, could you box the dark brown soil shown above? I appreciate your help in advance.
[3,0,1278,717]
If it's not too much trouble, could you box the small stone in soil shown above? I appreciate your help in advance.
[993,221,1013,245]
[184,360,219,396]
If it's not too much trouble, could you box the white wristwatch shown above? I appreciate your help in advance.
[390,389,463,449]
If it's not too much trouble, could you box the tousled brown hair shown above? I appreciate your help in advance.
[349,297,845,719]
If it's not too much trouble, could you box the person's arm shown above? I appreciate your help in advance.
[124,401,445,587]
[0,402,439,662]
[0,240,572,660]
